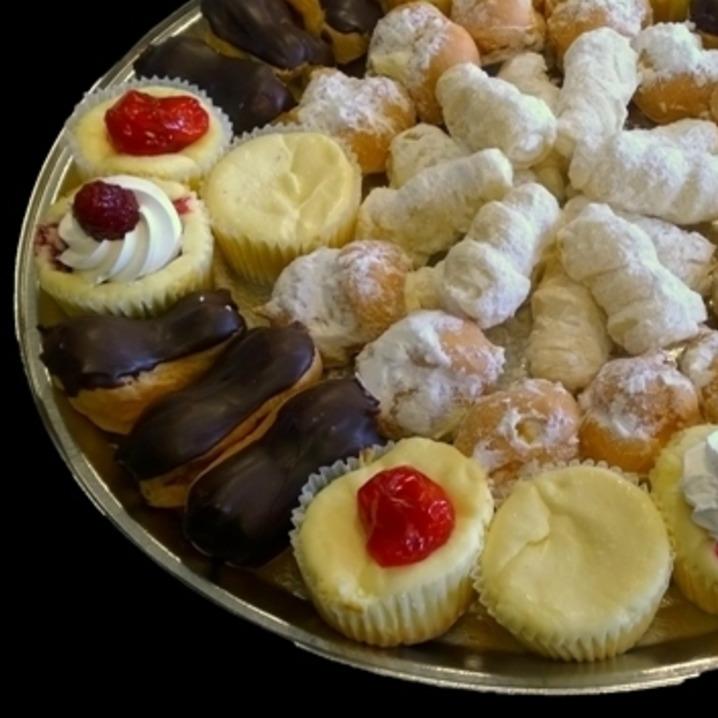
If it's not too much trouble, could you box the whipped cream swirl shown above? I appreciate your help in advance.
[682,430,718,541]
[58,175,182,284]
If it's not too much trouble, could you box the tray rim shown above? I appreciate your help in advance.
[14,0,718,695]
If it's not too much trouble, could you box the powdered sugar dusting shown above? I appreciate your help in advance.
[579,353,697,440]
[296,70,414,135]
[355,310,505,439]
[634,23,718,86]
[553,0,647,37]
[368,3,450,93]
[680,330,718,391]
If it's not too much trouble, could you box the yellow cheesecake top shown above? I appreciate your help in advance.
[71,86,229,181]
[480,465,672,639]
[203,131,361,248]
[294,438,494,608]
[650,425,718,588]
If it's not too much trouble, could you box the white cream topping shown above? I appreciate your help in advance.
[682,431,718,540]
[58,175,182,284]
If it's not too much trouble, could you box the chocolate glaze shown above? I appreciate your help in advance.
[200,0,332,70]
[691,0,718,35]
[116,324,317,480]
[39,291,245,397]
[322,0,381,35]
[184,378,383,566]
[134,36,295,134]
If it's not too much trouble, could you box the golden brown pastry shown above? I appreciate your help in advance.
[257,241,413,365]
[367,2,480,123]
[451,0,546,65]
[356,310,506,439]
[547,0,652,60]
[286,68,416,174]
[455,378,581,495]
[579,352,702,474]
[634,22,718,123]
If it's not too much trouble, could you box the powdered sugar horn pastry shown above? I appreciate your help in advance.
[436,63,556,169]
[569,131,718,225]
[640,118,718,154]
[562,196,716,295]
[497,51,560,111]
[633,22,718,124]
[367,2,480,124]
[436,183,560,329]
[527,257,612,393]
[387,124,467,188]
[555,28,638,158]
[559,203,706,355]
[356,148,513,264]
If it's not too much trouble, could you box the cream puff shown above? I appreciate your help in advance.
[451,0,546,65]
[285,68,416,174]
[547,0,652,60]
[257,241,413,365]
[455,379,581,495]
[633,23,718,123]
[355,310,505,439]
[367,2,480,123]
[579,352,702,474]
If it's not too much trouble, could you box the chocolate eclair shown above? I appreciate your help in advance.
[134,36,295,134]
[184,378,383,566]
[117,324,322,508]
[40,290,245,435]
[691,0,718,48]
[287,0,382,64]
[200,0,332,77]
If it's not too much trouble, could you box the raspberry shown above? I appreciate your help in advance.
[73,181,140,240]
[105,90,210,156]
[357,465,455,567]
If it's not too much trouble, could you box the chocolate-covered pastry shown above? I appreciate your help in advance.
[117,324,322,508]
[287,0,381,63]
[39,291,245,435]
[134,37,295,134]
[691,0,718,46]
[200,0,332,73]
[323,0,382,35]
[184,378,383,566]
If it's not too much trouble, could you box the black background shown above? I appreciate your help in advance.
[11,0,713,704]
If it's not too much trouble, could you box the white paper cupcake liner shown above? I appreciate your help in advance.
[65,77,233,183]
[473,460,673,661]
[290,440,495,646]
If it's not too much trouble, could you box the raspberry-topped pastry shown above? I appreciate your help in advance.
[34,175,214,317]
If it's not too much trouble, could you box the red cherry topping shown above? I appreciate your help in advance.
[105,90,209,156]
[73,181,140,240]
[357,465,455,568]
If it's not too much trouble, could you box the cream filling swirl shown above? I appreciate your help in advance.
[682,430,718,541]
[58,175,182,284]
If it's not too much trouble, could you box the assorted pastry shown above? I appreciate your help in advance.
[31,0,718,661]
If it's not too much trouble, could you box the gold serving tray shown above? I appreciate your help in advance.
[14,0,718,693]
